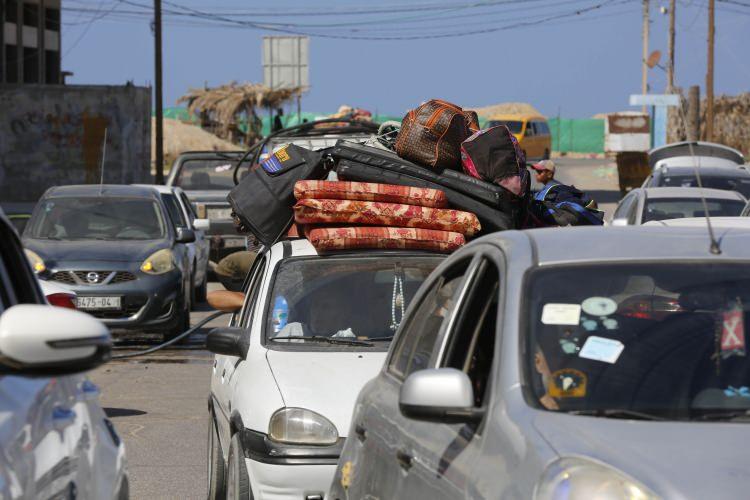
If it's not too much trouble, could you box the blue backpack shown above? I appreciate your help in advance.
[529,183,604,227]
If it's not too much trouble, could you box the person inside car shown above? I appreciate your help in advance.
[274,292,356,340]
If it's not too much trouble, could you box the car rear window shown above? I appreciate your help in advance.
[659,174,750,198]
[174,159,251,190]
[265,255,442,347]
[643,198,744,222]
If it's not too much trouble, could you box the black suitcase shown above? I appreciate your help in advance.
[336,159,513,233]
[332,140,519,212]
[227,145,328,246]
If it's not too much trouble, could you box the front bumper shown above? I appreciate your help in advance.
[42,262,183,330]
[240,429,342,499]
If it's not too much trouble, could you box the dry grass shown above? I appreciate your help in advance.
[468,102,544,119]
[152,118,239,169]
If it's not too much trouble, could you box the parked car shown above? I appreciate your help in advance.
[23,185,195,341]
[330,225,750,500]
[1,201,36,234]
[649,141,745,172]
[641,164,750,198]
[204,238,443,499]
[166,151,249,263]
[485,113,551,161]
[0,207,128,499]
[136,184,211,303]
[610,186,746,225]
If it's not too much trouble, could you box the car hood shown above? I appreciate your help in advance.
[532,411,750,499]
[182,190,230,204]
[24,238,170,264]
[265,349,386,437]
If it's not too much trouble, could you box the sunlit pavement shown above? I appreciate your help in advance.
[87,159,622,499]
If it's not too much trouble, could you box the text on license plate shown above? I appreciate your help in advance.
[76,296,121,310]
[207,208,233,219]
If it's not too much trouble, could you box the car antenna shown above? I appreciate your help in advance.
[99,127,108,196]
[676,105,721,254]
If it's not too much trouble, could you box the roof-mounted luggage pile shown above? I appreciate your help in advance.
[227,99,531,253]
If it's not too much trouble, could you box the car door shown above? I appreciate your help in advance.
[398,249,504,499]
[211,251,268,452]
[0,218,79,498]
[347,253,477,498]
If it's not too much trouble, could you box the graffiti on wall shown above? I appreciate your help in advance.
[0,86,151,203]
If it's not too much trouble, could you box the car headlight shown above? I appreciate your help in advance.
[535,458,659,500]
[268,407,339,445]
[140,249,175,275]
[24,249,46,273]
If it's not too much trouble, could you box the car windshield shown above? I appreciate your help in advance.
[527,264,750,420]
[643,198,744,222]
[27,197,166,240]
[659,174,750,198]
[487,120,524,134]
[174,159,251,190]
[266,256,441,346]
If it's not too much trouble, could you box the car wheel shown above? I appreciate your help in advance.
[193,271,207,306]
[227,433,251,500]
[116,475,129,500]
[207,411,226,499]
[162,290,191,343]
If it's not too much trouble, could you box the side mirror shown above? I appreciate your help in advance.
[193,218,210,231]
[610,218,629,227]
[206,327,248,358]
[0,304,111,375]
[399,368,483,424]
[176,227,196,243]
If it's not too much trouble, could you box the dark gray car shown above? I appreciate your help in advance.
[23,185,195,341]
[331,226,750,500]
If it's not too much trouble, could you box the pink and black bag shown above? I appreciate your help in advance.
[460,125,528,198]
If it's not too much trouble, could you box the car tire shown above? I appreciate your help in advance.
[227,433,251,500]
[116,475,129,500]
[193,271,207,306]
[162,289,191,343]
[207,411,226,499]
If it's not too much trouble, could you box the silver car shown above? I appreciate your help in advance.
[330,226,750,500]
[611,186,746,225]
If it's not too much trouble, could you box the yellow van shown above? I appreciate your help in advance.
[486,114,552,161]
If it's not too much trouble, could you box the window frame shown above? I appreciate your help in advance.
[386,253,480,381]
[161,193,188,230]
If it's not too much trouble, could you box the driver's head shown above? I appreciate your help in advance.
[308,293,343,334]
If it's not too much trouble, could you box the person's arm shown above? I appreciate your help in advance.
[207,290,246,312]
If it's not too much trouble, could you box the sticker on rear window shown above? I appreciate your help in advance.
[214,164,232,172]
[541,304,581,325]
[581,297,617,317]
[579,336,624,364]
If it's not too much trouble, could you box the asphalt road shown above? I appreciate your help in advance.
[88,157,623,500]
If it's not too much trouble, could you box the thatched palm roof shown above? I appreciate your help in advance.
[178,82,302,144]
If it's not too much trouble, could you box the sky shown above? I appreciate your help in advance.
[61,0,750,119]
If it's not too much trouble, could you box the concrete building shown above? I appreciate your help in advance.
[1,0,61,84]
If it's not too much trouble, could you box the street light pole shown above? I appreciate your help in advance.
[154,0,164,184]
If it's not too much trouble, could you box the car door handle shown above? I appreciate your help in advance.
[52,406,76,430]
[354,424,366,442]
[396,449,413,471]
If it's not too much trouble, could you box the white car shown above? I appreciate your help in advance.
[0,209,128,499]
[205,238,443,499]
[611,186,746,225]
[136,184,211,303]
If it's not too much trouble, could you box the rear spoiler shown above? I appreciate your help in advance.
[649,141,745,169]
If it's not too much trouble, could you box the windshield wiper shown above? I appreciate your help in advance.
[568,409,665,421]
[270,335,373,347]
[367,336,394,342]
[690,409,750,422]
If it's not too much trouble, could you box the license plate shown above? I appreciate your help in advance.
[76,296,121,310]
[207,208,233,220]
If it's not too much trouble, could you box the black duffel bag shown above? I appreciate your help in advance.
[227,145,328,246]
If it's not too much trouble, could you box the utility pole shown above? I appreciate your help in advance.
[667,0,675,92]
[687,85,700,141]
[706,0,715,141]
[154,0,165,184]
[641,0,650,113]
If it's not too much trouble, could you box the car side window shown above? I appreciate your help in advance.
[179,192,197,224]
[389,259,472,380]
[627,196,640,224]
[161,194,188,229]
[525,122,535,137]
[613,194,635,220]
[440,258,500,408]
[537,121,550,135]
[239,255,268,329]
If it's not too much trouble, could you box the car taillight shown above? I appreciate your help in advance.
[47,293,77,309]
